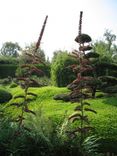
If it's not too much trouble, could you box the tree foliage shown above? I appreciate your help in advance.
[93,30,117,63]
[0,42,21,57]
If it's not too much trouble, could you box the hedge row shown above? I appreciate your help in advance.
[0,64,50,78]
[0,64,17,78]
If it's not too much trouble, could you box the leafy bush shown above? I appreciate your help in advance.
[36,64,51,78]
[33,76,51,86]
[0,56,19,64]
[0,113,83,156]
[0,64,18,78]
[51,51,77,87]
[0,88,12,103]
[0,77,12,85]
[9,82,18,88]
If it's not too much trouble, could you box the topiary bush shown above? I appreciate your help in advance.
[0,89,12,103]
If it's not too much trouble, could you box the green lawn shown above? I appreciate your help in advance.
[1,86,117,151]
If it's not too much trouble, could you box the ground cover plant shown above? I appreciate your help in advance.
[0,86,116,155]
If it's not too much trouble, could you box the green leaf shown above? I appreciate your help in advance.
[27,92,37,97]
[85,108,97,114]
[14,95,25,99]
[24,108,36,115]
[82,102,91,106]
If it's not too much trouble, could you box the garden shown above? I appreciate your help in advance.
[0,12,117,156]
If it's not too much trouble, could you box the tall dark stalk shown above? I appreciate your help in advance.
[68,12,97,145]
[10,15,48,132]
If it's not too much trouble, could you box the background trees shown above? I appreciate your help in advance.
[20,42,46,64]
[0,42,21,57]
[93,30,117,63]
[0,29,117,84]
[0,42,50,79]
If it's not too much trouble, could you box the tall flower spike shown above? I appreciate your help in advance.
[34,15,48,54]
[78,11,83,36]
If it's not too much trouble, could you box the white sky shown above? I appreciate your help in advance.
[0,0,117,59]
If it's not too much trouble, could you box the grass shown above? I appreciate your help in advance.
[1,86,117,152]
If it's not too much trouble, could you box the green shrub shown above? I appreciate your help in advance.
[51,51,77,87]
[0,89,12,103]
[0,56,19,64]
[0,64,18,78]
[36,64,51,78]
[34,76,51,86]
[9,82,18,88]
[0,114,82,156]
[0,77,12,85]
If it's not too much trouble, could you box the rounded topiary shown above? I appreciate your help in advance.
[0,89,12,103]
[84,52,100,58]
[75,34,92,43]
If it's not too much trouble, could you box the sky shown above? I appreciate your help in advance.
[0,0,117,59]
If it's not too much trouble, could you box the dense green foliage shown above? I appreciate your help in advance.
[93,30,117,63]
[0,64,18,78]
[51,51,77,87]
[0,117,83,156]
[0,63,50,79]
[0,86,116,153]
[0,88,12,103]
[0,56,19,64]
[0,42,21,57]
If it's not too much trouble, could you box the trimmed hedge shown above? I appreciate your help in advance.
[0,56,19,64]
[0,64,18,78]
[0,64,50,79]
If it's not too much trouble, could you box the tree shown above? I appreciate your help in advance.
[93,30,117,63]
[104,29,116,53]
[0,42,21,57]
